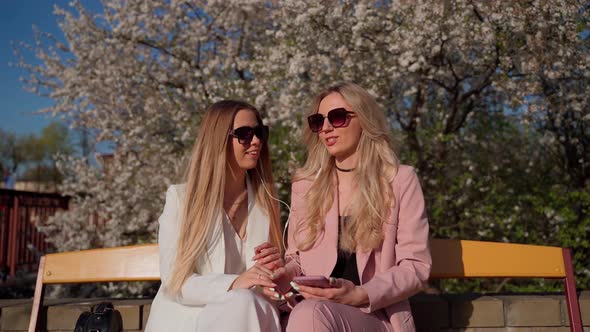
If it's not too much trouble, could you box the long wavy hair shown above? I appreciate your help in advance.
[166,100,282,296]
[294,83,400,252]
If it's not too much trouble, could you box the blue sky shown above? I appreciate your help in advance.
[1,1,66,136]
[0,1,100,137]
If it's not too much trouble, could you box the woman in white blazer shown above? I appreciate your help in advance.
[145,100,284,332]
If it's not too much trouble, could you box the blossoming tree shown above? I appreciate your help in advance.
[17,0,589,291]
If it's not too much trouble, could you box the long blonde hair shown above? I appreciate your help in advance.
[294,83,400,252]
[166,100,282,296]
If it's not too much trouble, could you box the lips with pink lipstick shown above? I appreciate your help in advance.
[245,149,259,157]
[324,136,338,146]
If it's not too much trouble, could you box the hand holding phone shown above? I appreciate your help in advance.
[292,275,336,288]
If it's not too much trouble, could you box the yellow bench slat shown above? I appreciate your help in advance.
[430,239,566,279]
[42,244,160,284]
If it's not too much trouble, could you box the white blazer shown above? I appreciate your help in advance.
[145,178,271,331]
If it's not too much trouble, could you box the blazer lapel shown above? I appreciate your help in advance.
[356,246,371,284]
[301,187,339,277]
[322,197,339,276]
[197,210,226,274]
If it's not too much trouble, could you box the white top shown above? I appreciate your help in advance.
[222,212,247,274]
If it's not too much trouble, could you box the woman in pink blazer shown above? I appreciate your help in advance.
[275,83,431,331]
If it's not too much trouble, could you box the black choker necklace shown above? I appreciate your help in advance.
[335,164,356,172]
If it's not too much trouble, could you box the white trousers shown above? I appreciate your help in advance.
[196,288,281,332]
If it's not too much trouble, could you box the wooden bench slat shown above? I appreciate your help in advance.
[430,239,566,278]
[42,244,159,284]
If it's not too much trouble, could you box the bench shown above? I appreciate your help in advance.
[28,240,583,331]
[28,244,159,332]
[430,239,583,331]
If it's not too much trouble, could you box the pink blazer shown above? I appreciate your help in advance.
[285,165,431,331]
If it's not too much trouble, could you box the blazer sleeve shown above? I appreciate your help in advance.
[359,168,432,312]
[158,185,238,306]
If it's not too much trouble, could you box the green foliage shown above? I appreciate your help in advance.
[0,122,73,186]
[38,122,73,157]
[417,109,590,292]
[20,165,64,182]
[0,129,28,173]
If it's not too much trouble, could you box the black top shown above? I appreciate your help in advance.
[330,216,361,286]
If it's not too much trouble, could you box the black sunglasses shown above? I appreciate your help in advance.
[229,125,269,145]
[307,108,355,133]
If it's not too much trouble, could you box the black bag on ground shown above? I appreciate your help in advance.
[74,302,123,332]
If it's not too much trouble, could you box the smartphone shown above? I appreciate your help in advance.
[292,275,334,288]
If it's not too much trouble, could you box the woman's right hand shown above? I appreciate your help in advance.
[230,264,277,290]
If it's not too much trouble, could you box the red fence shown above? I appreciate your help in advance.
[0,189,69,279]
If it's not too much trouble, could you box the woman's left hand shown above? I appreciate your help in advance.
[291,278,370,307]
[253,242,284,271]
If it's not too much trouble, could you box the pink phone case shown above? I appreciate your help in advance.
[292,275,333,288]
[274,275,293,294]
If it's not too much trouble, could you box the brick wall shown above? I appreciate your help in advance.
[410,292,590,331]
[1,292,589,331]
